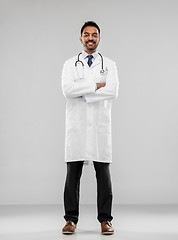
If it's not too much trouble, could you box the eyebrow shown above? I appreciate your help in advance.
[83,32,98,35]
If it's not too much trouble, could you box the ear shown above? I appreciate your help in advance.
[79,37,83,44]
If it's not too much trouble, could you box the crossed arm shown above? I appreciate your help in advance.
[79,82,106,96]
[61,60,119,103]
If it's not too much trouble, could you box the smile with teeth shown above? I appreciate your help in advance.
[87,42,95,45]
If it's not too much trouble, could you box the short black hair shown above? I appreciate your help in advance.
[81,21,100,36]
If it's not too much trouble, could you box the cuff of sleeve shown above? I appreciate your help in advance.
[95,83,97,91]
[82,95,86,101]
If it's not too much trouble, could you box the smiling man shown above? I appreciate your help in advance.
[61,21,119,235]
[81,25,100,51]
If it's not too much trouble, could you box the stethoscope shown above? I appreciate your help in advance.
[75,52,107,79]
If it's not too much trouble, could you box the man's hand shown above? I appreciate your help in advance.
[96,82,106,90]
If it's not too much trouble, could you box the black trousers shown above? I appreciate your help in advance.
[63,161,113,224]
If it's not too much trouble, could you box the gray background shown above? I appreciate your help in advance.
[0,0,178,205]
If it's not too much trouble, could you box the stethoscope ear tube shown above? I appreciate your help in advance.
[98,52,104,73]
[75,52,84,67]
[75,52,106,77]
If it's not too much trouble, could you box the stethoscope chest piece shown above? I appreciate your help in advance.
[100,69,105,75]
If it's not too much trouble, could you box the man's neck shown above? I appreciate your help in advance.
[84,49,97,54]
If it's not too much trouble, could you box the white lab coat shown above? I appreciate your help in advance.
[61,53,119,164]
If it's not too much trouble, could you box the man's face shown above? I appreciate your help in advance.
[80,26,100,53]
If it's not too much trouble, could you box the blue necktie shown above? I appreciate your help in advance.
[87,55,93,67]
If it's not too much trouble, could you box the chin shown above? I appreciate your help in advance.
[87,46,97,51]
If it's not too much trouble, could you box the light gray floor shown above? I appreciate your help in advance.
[0,204,178,240]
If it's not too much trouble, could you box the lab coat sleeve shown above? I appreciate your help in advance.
[84,61,119,103]
[61,59,96,98]
[81,84,98,101]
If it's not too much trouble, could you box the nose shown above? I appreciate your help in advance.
[88,34,94,40]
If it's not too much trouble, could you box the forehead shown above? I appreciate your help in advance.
[83,26,99,34]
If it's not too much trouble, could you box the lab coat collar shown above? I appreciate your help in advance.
[81,50,101,69]
[82,50,98,60]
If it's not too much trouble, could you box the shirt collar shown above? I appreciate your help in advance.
[82,50,98,60]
